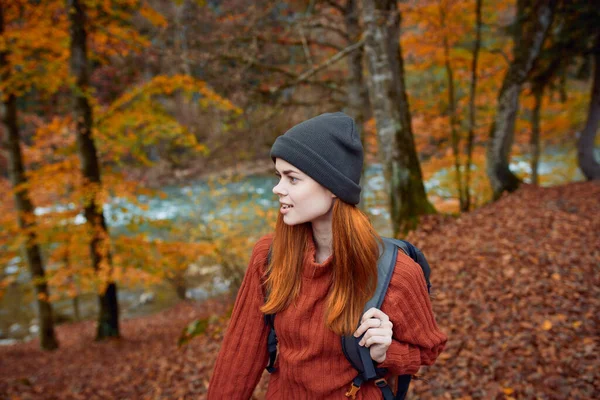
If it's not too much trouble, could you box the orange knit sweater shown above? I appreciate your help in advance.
[207,233,447,399]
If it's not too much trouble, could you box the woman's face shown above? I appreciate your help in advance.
[272,158,336,226]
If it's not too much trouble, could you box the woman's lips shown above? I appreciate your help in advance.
[280,204,293,214]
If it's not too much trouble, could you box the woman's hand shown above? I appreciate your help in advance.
[353,307,393,364]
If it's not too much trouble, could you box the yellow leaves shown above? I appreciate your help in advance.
[572,321,582,329]
[551,273,561,281]
[94,74,239,168]
[0,0,69,97]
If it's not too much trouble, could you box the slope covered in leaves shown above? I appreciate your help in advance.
[406,181,600,399]
[0,182,598,399]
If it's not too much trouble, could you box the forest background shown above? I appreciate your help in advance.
[0,0,598,398]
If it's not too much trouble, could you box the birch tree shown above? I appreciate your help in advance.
[362,0,434,236]
[341,0,372,207]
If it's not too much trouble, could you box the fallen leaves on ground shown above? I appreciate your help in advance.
[0,298,232,399]
[1,182,598,399]
[406,182,599,399]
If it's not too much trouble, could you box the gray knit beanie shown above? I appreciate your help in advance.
[270,112,363,205]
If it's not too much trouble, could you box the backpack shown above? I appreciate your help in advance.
[263,237,432,400]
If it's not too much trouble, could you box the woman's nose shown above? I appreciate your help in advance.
[273,180,285,196]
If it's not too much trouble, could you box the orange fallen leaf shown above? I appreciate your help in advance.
[542,320,552,330]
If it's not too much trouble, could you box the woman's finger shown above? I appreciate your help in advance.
[361,307,390,323]
[361,334,392,348]
[358,328,392,346]
[353,318,390,337]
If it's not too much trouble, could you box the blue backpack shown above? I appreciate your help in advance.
[263,237,432,399]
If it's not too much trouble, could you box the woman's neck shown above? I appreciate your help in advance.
[311,220,333,263]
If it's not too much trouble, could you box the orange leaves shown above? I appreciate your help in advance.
[0,0,167,98]
[401,0,518,209]
[0,0,69,97]
[138,3,168,28]
[0,1,244,319]
[402,0,476,66]
[84,0,165,62]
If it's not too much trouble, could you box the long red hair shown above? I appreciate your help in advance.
[260,200,382,336]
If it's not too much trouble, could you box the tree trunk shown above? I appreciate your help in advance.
[363,0,434,237]
[343,0,372,209]
[67,0,119,339]
[486,0,557,199]
[464,0,482,211]
[63,252,81,321]
[440,3,466,211]
[176,282,187,301]
[530,84,544,185]
[73,295,81,322]
[578,46,600,180]
[0,3,59,351]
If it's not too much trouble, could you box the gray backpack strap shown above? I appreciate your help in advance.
[342,238,431,400]
[341,238,398,380]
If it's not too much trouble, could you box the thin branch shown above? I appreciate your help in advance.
[192,35,343,52]
[215,53,297,78]
[213,53,345,95]
[271,36,366,93]
[302,21,351,42]
[298,26,314,65]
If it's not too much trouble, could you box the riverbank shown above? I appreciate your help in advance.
[1,181,598,399]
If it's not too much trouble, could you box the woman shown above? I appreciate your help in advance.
[208,112,447,399]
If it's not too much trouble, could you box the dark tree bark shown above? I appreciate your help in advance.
[464,0,482,211]
[486,0,557,199]
[530,83,544,185]
[578,45,600,180]
[362,0,434,236]
[0,2,59,351]
[343,0,372,208]
[440,3,466,211]
[67,0,119,339]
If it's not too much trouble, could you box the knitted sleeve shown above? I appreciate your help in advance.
[377,252,448,376]
[207,234,274,399]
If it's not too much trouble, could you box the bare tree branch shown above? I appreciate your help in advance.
[271,35,366,93]
[192,35,344,52]
[302,21,351,42]
[298,26,314,65]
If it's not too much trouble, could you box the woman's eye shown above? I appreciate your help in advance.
[289,177,298,183]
